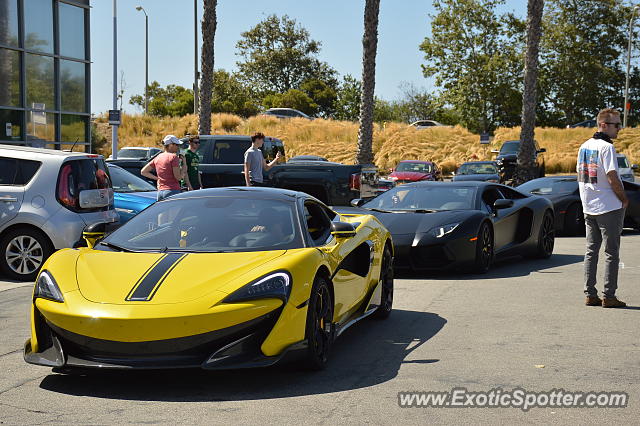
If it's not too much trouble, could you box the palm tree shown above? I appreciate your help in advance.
[198,0,217,135]
[355,0,380,165]
[515,0,544,185]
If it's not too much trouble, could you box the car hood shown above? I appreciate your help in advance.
[390,171,433,181]
[336,207,473,235]
[452,174,499,182]
[496,153,517,162]
[76,249,286,305]
[114,191,157,203]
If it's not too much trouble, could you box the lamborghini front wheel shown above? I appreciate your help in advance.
[374,247,393,320]
[303,276,334,370]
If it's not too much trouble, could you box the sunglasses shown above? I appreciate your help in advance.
[605,122,622,129]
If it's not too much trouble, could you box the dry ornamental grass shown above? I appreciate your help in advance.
[95,113,640,174]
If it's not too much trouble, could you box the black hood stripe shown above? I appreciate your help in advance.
[126,253,188,301]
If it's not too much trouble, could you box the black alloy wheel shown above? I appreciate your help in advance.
[473,222,493,273]
[535,211,555,258]
[374,247,394,319]
[303,276,334,370]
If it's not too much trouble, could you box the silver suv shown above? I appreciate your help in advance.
[0,146,118,281]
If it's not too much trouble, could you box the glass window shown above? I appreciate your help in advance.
[14,159,42,185]
[364,186,477,211]
[26,53,54,109]
[0,157,18,184]
[24,0,54,53]
[61,114,87,142]
[0,0,20,47]
[0,48,21,107]
[108,165,156,192]
[26,110,55,147]
[60,60,85,112]
[0,109,22,142]
[59,3,85,59]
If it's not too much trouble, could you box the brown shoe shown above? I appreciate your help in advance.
[602,297,627,308]
[585,296,602,306]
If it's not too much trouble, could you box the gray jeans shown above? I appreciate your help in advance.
[584,208,625,298]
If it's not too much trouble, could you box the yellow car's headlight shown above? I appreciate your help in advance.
[34,270,64,303]
[223,271,292,303]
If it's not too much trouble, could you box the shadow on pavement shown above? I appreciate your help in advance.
[396,253,585,281]
[38,309,446,401]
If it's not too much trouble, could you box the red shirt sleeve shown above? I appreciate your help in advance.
[171,155,179,167]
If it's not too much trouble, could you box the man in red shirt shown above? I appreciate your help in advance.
[141,135,183,201]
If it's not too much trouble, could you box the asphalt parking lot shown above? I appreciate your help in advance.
[1,233,639,424]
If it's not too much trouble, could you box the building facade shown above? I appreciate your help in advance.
[0,0,90,151]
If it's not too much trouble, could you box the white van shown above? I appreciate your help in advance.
[617,153,637,182]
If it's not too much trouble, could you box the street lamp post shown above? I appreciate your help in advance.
[623,4,640,128]
[136,6,148,115]
[111,0,118,160]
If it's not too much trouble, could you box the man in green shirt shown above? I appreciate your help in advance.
[184,136,203,190]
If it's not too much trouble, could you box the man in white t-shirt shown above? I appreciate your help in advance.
[577,108,629,308]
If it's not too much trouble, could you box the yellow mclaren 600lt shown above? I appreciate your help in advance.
[24,187,394,371]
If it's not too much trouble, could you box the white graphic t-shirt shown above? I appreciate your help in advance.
[576,137,622,215]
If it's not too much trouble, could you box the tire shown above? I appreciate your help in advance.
[0,227,53,282]
[302,275,334,370]
[534,211,555,258]
[564,203,585,236]
[373,246,393,320]
[472,222,493,273]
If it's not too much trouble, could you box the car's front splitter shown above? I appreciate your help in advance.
[23,306,305,370]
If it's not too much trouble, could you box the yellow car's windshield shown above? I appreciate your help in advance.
[102,196,304,252]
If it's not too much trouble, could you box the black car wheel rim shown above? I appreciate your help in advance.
[542,214,555,254]
[311,285,332,361]
[481,225,493,267]
[381,251,393,311]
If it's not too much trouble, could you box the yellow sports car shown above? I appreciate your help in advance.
[24,187,393,371]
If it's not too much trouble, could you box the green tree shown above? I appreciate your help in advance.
[333,75,362,121]
[130,82,194,117]
[539,0,634,125]
[419,0,524,133]
[211,69,259,117]
[262,89,318,115]
[300,79,337,117]
[235,14,337,95]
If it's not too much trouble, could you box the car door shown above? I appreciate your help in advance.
[481,186,518,251]
[0,157,25,228]
[302,200,368,319]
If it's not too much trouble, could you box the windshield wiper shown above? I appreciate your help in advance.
[99,241,134,252]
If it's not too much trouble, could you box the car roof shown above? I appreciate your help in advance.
[121,147,154,150]
[459,161,496,165]
[398,160,434,164]
[166,186,306,202]
[402,180,490,188]
[0,145,101,158]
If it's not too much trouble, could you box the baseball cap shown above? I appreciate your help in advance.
[162,134,180,146]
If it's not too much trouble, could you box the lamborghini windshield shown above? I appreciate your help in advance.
[363,185,477,211]
[101,196,303,252]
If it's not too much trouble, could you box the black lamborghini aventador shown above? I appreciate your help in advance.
[338,181,555,273]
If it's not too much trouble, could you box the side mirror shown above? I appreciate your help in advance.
[330,221,356,238]
[491,149,500,154]
[79,189,113,209]
[537,148,547,153]
[493,199,514,210]
[632,164,638,170]
[350,198,366,207]
[82,222,107,249]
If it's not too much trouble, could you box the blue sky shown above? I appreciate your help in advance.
[90,1,525,115]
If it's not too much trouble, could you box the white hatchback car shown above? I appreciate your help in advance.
[617,153,637,182]
[0,146,118,281]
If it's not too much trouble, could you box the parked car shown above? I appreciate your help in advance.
[261,108,312,120]
[492,140,546,183]
[375,178,396,195]
[340,181,555,273]
[24,187,393,372]
[288,155,328,162]
[109,135,378,206]
[410,120,447,128]
[389,160,442,184]
[617,153,637,182]
[567,119,596,128]
[107,164,157,223]
[517,176,640,235]
[452,161,499,182]
[0,146,117,281]
[107,147,161,161]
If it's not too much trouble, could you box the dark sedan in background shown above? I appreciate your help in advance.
[452,161,500,182]
[338,182,555,274]
[517,176,640,236]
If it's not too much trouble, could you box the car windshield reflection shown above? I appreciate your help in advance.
[364,186,476,211]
